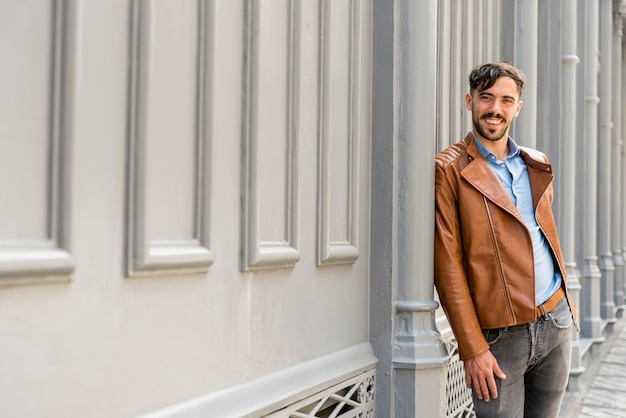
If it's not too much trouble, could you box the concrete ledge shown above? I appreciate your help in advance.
[136,342,378,418]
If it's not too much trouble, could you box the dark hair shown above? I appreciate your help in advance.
[469,62,526,96]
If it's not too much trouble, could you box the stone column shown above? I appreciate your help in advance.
[622,17,626,306]
[561,0,585,390]
[371,1,449,416]
[370,0,395,412]
[513,0,538,148]
[581,0,605,342]
[392,1,450,416]
[612,0,626,312]
[599,0,617,324]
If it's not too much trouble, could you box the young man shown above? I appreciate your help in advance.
[434,62,577,418]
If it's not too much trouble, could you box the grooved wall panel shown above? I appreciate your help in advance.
[0,0,73,282]
[317,0,360,265]
[126,0,212,276]
[241,0,300,271]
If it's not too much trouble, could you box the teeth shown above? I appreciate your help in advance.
[485,118,501,125]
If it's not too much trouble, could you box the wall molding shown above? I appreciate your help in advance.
[136,343,377,418]
[317,0,360,266]
[125,0,214,277]
[241,0,300,271]
[0,0,74,285]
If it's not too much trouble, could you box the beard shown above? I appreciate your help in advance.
[472,112,510,142]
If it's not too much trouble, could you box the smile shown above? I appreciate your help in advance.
[484,117,503,126]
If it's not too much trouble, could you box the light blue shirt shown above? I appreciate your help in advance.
[472,133,561,305]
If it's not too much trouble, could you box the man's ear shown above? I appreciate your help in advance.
[465,93,473,111]
[515,100,523,117]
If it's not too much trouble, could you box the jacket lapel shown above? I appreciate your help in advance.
[519,148,553,211]
[460,136,522,221]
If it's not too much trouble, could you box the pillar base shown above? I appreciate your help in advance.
[392,301,450,369]
[392,300,451,417]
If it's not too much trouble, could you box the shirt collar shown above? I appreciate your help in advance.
[471,131,520,162]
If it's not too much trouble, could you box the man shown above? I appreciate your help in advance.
[434,62,577,418]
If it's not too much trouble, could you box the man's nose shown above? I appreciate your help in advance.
[488,101,502,114]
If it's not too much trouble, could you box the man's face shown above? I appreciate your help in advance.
[465,76,523,143]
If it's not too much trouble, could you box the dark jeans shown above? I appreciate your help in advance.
[472,297,573,418]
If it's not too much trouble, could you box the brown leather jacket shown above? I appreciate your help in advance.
[434,133,577,361]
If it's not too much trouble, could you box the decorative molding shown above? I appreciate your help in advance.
[241,0,300,271]
[317,0,360,266]
[0,246,73,284]
[135,343,377,418]
[126,0,213,277]
[0,0,74,284]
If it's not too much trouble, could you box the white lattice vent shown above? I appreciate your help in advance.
[445,339,476,418]
[266,369,375,418]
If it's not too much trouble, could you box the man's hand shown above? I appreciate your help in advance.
[464,350,506,402]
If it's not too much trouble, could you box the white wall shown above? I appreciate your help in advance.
[0,1,374,417]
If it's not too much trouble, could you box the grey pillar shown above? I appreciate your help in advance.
[371,0,396,413]
[371,1,449,416]
[392,1,450,416]
[581,0,604,342]
[599,0,617,324]
[561,0,585,390]
[613,1,626,312]
[513,0,538,147]
[622,17,626,306]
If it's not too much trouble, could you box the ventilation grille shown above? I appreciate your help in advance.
[445,339,476,418]
[267,369,376,418]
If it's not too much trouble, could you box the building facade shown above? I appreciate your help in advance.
[0,1,625,417]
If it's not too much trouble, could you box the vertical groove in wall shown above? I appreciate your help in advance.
[125,0,141,277]
[458,2,470,134]
[241,0,300,271]
[316,0,360,266]
[49,0,64,242]
[287,0,301,269]
[436,0,451,151]
[195,0,214,265]
[474,0,483,64]
[451,2,461,144]
[0,0,74,283]
[126,0,213,277]
[484,0,500,61]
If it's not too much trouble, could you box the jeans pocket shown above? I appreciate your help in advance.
[548,298,573,330]
[482,328,502,346]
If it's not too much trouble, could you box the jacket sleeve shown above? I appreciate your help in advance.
[434,161,489,361]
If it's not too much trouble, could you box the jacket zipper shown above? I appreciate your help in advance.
[483,196,517,323]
